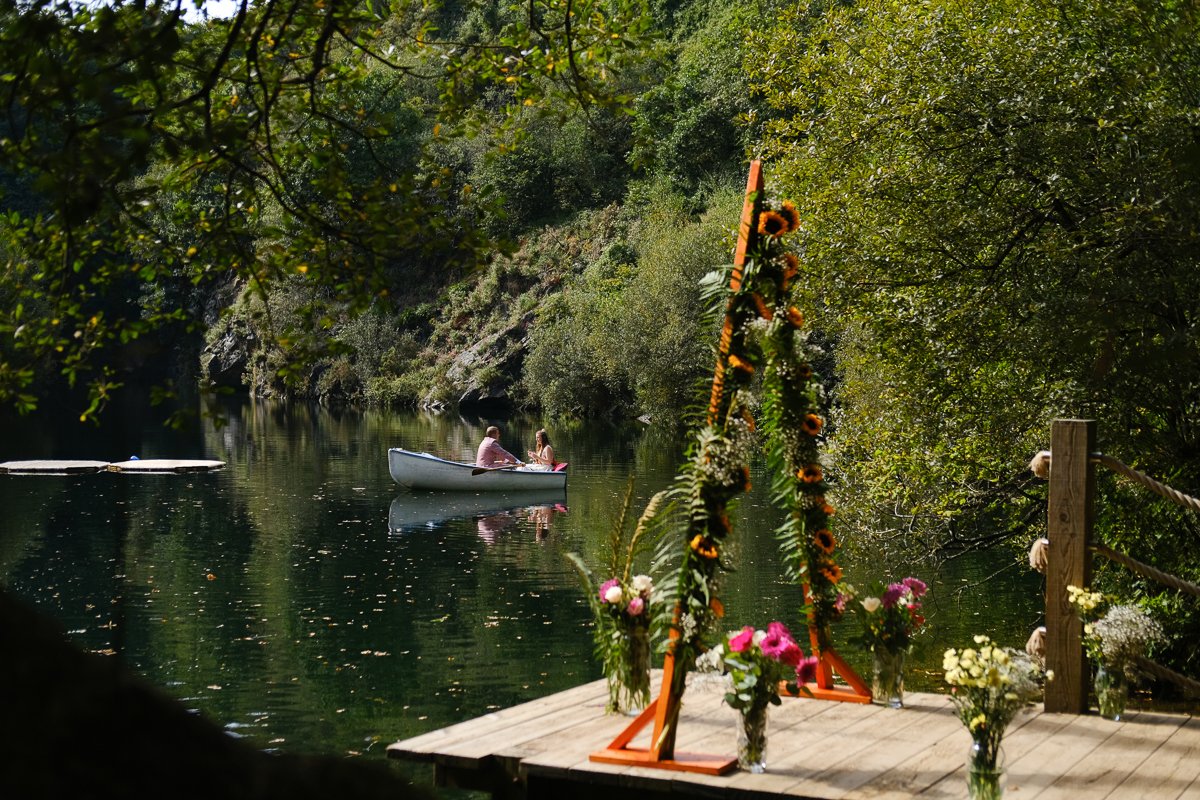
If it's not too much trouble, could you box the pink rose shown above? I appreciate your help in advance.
[627,596,645,616]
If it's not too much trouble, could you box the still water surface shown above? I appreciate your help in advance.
[0,398,1042,764]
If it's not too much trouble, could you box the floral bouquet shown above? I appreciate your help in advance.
[944,635,1043,799]
[852,576,928,652]
[1067,585,1163,719]
[567,482,666,714]
[697,621,818,772]
[850,576,927,707]
[590,574,654,713]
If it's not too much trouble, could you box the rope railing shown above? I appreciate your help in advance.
[1090,452,1200,514]
[1033,422,1199,714]
[1090,543,1200,599]
[1133,655,1200,699]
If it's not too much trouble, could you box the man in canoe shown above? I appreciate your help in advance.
[476,426,523,467]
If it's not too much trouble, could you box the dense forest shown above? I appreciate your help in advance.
[1,0,1198,675]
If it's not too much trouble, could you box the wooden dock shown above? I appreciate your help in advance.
[387,673,1200,799]
[0,459,225,474]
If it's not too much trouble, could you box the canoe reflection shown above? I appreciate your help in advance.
[388,489,568,539]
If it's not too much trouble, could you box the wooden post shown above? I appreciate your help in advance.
[1044,419,1094,714]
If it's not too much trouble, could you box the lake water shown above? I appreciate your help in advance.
[0,397,1043,769]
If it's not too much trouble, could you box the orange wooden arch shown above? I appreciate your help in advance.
[590,161,867,776]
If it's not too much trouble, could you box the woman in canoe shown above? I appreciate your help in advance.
[526,429,557,470]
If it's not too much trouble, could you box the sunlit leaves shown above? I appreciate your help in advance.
[751,0,1200,556]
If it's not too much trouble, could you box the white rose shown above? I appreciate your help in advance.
[860,597,882,613]
[604,585,625,605]
[632,574,654,595]
[752,629,768,647]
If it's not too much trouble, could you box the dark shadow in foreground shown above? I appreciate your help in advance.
[0,589,434,800]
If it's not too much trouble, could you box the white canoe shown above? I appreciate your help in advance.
[387,448,567,491]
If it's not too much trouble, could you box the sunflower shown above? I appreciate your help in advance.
[813,528,836,554]
[786,306,805,329]
[690,534,719,560]
[778,200,800,232]
[757,210,788,238]
[819,563,843,583]
[797,363,813,380]
[728,354,754,374]
[798,463,824,483]
[802,413,824,436]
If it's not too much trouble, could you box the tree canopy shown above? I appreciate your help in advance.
[0,0,657,419]
[751,0,1200,670]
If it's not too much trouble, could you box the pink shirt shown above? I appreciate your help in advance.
[476,437,519,467]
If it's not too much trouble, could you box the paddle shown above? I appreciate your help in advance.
[471,463,523,476]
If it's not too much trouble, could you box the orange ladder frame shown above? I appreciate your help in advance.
[590,161,868,776]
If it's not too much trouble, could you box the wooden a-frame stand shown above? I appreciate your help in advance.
[590,162,869,776]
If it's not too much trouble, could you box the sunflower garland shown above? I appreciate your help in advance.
[654,187,846,757]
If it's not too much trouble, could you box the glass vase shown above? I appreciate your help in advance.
[736,702,770,773]
[870,647,905,709]
[966,740,1006,800]
[607,623,651,715]
[1094,663,1128,721]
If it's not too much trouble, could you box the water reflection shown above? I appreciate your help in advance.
[387,490,568,538]
[0,397,1045,761]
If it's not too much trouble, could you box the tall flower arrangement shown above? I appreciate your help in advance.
[568,481,668,714]
[944,635,1043,798]
[752,203,846,648]
[653,171,847,757]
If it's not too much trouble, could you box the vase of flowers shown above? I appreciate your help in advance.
[699,621,819,773]
[1093,662,1127,721]
[598,575,654,714]
[851,576,927,708]
[566,484,667,716]
[945,635,1042,799]
[966,740,1006,800]
[1067,586,1163,721]
[871,647,906,709]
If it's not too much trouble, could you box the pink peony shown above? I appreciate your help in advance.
[902,576,928,598]
[728,625,756,653]
[598,578,620,603]
[627,596,645,616]
[796,655,820,685]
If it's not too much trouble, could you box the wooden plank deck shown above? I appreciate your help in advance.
[387,673,1200,799]
[0,459,225,474]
